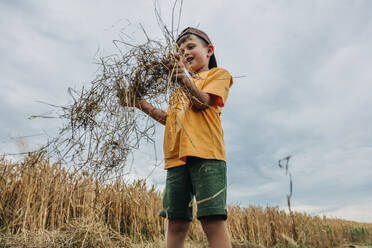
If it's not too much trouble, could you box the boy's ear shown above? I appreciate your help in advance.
[207,44,214,58]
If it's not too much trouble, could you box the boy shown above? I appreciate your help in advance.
[127,27,233,248]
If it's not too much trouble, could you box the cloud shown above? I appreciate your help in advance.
[326,199,372,223]
[293,197,372,223]
[219,0,372,222]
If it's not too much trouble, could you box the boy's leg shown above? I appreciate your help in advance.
[188,157,231,247]
[200,216,231,248]
[167,219,191,248]
[158,165,193,247]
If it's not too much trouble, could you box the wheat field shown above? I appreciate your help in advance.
[1,153,371,247]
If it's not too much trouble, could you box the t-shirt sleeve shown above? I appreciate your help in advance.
[202,68,233,107]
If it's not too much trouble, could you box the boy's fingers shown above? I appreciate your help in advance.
[174,53,181,60]
[169,52,181,62]
[167,52,178,60]
[171,69,186,80]
[165,54,180,68]
[168,62,182,71]
[173,66,184,75]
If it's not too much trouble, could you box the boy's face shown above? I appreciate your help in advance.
[179,34,214,74]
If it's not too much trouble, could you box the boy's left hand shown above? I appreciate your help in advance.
[166,53,187,83]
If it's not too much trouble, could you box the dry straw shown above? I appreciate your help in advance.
[31,1,192,178]
[1,154,372,247]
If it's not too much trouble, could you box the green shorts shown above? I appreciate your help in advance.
[159,156,227,221]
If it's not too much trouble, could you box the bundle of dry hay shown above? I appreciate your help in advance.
[34,2,189,177]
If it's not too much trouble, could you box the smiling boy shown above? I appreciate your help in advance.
[124,27,233,248]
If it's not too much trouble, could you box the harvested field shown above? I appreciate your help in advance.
[1,154,372,247]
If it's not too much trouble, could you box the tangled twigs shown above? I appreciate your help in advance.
[31,1,194,178]
[36,32,190,178]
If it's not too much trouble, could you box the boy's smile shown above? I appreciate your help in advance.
[179,35,214,74]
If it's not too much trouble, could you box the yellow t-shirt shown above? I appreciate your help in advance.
[163,67,233,169]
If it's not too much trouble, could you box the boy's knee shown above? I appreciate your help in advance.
[200,215,226,234]
[168,219,190,234]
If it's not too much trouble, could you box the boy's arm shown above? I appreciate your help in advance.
[118,97,167,125]
[136,99,167,125]
[179,76,216,111]
[169,54,216,111]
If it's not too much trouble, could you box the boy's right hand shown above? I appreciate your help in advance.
[117,91,143,109]
[165,53,187,83]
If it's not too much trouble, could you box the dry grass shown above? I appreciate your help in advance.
[1,154,372,248]
[30,1,192,178]
[33,33,177,178]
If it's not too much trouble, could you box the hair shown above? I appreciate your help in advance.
[176,34,216,69]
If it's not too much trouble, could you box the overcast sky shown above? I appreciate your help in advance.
[1,0,372,223]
